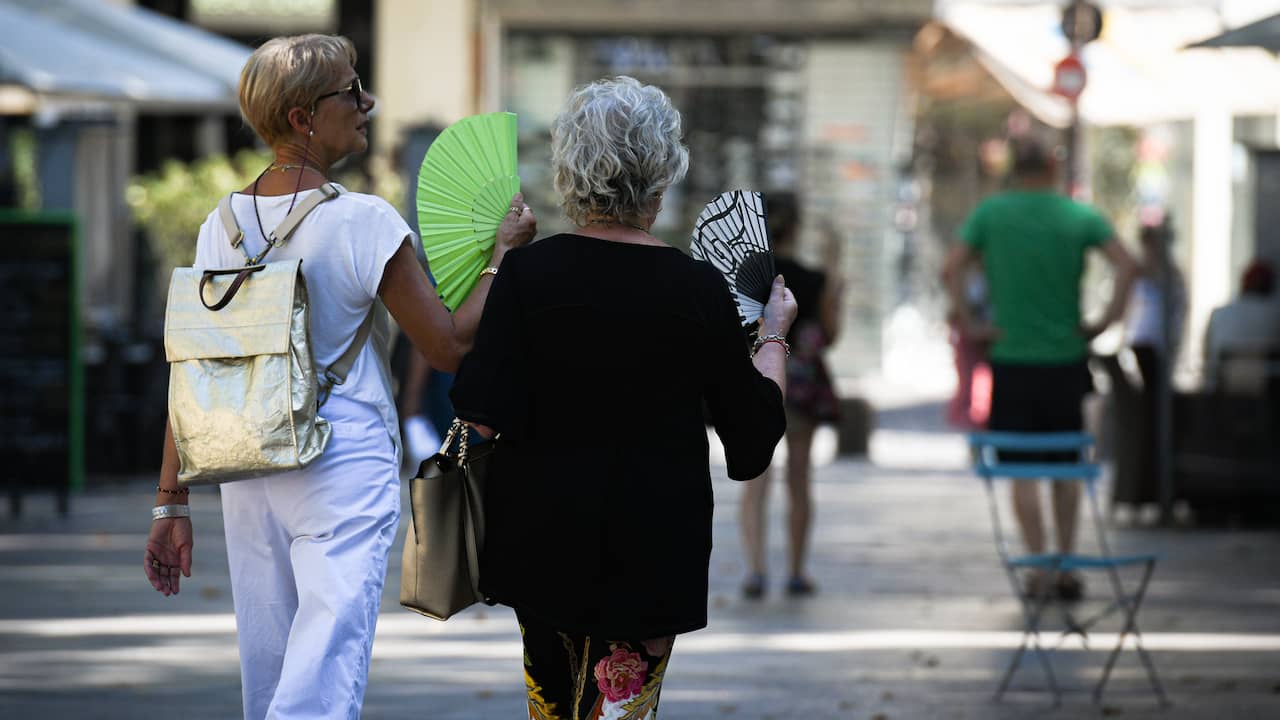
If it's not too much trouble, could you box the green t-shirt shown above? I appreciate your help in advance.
[961,190,1112,364]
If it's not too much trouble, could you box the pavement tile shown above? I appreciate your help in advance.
[2,416,1278,719]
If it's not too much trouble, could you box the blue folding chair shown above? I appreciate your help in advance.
[969,431,1168,706]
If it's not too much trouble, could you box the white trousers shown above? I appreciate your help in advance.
[221,424,400,720]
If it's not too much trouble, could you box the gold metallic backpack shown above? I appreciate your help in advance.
[164,183,372,485]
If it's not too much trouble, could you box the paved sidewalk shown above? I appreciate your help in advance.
[2,406,1279,719]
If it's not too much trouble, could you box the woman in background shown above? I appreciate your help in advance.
[739,194,843,599]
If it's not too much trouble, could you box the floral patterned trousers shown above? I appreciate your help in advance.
[518,610,674,720]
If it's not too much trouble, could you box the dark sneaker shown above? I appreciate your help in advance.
[1056,571,1085,602]
[741,573,766,600]
[785,576,817,597]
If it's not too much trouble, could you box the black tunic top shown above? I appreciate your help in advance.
[450,233,786,639]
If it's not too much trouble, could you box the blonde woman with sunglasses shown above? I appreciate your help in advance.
[142,34,534,719]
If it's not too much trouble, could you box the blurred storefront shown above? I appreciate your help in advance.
[920,1,1280,520]
[0,0,251,331]
[920,1,1280,387]
[376,0,934,377]
[0,0,252,478]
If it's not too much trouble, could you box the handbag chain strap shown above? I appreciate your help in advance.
[436,417,484,603]
[441,419,471,464]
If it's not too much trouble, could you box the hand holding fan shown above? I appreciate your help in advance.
[417,112,520,310]
[689,190,774,326]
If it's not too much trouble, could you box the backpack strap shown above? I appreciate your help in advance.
[215,182,363,405]
[216,183,344,266]
[216,195,251,263]
[269,182,342,248]
[317,304,376,407]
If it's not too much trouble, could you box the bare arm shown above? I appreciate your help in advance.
[754,275,799,395]
[1082,237,1139,340]
[450,195,536,347]
[379,244,467,372]
[818,275,844,344]
[380,193,536,372]
[942,242,999,342]
[158,420,180,490]
[145,419,192,596]
[942,242,975,327]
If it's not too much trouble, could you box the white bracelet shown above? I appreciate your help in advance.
[152,504,191,521]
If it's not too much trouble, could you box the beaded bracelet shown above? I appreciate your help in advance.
[752,333,791,357]
[156,485,189,496]
[478,266,499,279]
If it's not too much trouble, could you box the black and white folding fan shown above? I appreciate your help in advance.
[689,190,774,326]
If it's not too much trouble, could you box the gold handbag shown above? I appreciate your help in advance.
[400,420,497,620]
[164,183,372,485]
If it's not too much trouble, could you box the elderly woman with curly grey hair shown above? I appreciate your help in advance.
[450,75,797,718]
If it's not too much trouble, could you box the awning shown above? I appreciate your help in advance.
[1188,11,1280,51]
[0,0,251,111]
[939,4,1280,128]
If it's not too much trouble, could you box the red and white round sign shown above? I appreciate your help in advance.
[1052,53,1087,101]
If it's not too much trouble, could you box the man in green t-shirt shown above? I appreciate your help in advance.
[943,138,1137,601]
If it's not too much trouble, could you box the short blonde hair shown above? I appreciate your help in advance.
[238,34,357,146]
[551,76,689,225]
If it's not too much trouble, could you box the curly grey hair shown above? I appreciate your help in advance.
[551,76,689,225]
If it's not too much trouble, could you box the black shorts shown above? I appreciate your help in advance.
[989,361,1093,462]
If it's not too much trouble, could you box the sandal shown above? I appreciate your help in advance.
[785,576,817,597]
[741,573,766,600]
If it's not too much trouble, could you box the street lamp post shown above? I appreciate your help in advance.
[1057,0,1176,524]
[1156,226,1176,526]
[1058,0,1100,196]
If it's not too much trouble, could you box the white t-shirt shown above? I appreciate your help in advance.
[1203,296,1280,391]
[193,186,411,460]
[1125,274,1186,352]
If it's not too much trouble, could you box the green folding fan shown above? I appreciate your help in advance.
[417,111,520,310]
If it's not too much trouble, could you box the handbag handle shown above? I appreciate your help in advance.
[438,418,482,601]
[199,266,265,311]
[439,419,471,464]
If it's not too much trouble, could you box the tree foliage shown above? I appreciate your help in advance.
[126,149,272,273]
[127,150,407,276]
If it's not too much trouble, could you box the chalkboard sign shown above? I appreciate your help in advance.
[0,210,82,515]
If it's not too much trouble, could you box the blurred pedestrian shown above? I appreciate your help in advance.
[143,34,534,720]
[943,263,993,430]
[1122,221,1186,504]
[739,194,842,599]
[449,76,795,718]
[944,137,1137,601]
[1203,259,1280,393]
[1126,221,1186,381]
[397,350,449,465]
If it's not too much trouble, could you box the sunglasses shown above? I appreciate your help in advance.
[313,77,364,108]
